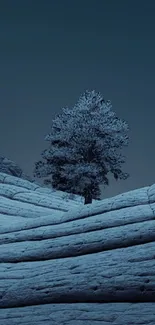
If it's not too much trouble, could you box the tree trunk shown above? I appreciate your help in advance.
[84,189,92,204]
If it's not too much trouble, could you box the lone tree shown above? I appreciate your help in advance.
[34,90,129,204]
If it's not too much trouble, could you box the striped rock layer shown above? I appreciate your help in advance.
[0,172,155,324]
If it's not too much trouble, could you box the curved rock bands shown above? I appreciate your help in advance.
[0,242,155,308]
[0,203,155,244]
[1,193,155,236]
[0,201,155,236]
[1,303,155,325]
[0,218,155,263]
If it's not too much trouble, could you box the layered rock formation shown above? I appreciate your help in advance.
[0,172,155,324]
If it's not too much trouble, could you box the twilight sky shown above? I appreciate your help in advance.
[0,0,155,199]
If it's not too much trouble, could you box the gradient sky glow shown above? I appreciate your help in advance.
[0,0,155,199]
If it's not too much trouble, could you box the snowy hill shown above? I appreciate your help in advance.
[0,172,155,324]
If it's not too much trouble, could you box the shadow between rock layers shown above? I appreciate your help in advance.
[0,172,155,324]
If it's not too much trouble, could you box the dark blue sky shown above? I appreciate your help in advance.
[0,0,155,198]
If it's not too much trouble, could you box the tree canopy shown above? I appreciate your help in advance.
[34,90,129,204]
